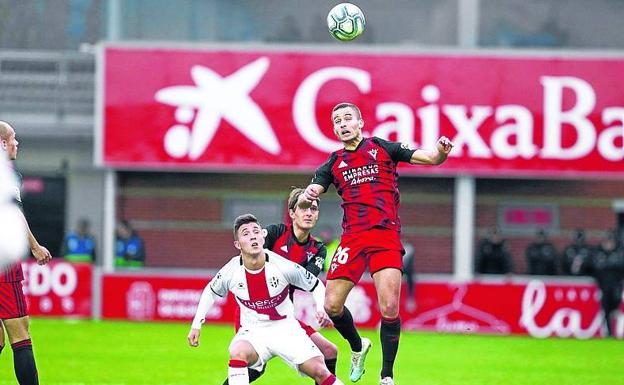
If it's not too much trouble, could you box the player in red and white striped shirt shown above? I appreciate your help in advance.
[189,214,344,385]
[223,189,338,385]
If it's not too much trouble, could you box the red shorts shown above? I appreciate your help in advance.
[0,281,28,319]
[327,227,403,283]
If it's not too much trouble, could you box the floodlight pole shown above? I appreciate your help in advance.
[452,0,479,281]
[453,176,476,281]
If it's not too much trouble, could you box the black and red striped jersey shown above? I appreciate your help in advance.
[264,223,326,278]
[1,169,24,282]
[311,137,415,234]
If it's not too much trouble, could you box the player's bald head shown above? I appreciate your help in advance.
[0,121,13,140]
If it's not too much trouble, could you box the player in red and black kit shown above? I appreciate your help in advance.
[298,103,453,385]
[223,188,337,385]
[0,121,51,385]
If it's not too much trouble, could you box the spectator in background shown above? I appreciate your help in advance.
[115,220,145,268]
[561,229,593,276]
[475,226,513,274]
[525,229,558,275]
[589,230,624,337]
[61,218,96,263]
[402,239,416,312]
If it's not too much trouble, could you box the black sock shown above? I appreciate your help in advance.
[325,357,337,374]
[12,339,39,385]
[329,307,362,352]
[248,366,264,383]
[380,317,401,378]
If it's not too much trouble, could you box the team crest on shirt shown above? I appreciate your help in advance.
[368,149,378,160]
[269,276,280,288]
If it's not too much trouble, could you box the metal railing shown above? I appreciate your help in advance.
[0,51,95,135]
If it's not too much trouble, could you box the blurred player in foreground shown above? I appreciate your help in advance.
[223,189,338,384]
[298,103,453,385]
[189,214,344,385]
[0,121,52,385]
[0,139,27,266]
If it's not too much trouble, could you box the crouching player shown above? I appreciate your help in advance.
[188,214,344,385]
[223,188,338,384]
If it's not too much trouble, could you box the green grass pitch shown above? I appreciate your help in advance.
[0,318,622,385]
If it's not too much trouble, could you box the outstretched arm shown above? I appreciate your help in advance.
[188,284,219,347]
[410,136,454,165]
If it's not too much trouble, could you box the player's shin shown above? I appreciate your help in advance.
[329,307,362,352]
[228,359,249,385]
[222,367,263,385]
[325,357,337,374]
[380,316,401,378]
[11,339,38,385]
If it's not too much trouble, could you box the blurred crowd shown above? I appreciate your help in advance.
[60,218,145,268]
[474,226,624,278]
[475,226,624,336]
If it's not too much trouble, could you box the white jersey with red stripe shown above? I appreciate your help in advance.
[193,249,321,330]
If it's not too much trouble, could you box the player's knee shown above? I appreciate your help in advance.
[228,345,254,363]
[309,362,330,381]
[324,302,343,317]
[379,300,400,318]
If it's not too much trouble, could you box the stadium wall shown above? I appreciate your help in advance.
[115,173,623,275]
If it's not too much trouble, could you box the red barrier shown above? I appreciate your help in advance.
[101,273,622,339]
[22,261,92,317]
[100,46,624,177]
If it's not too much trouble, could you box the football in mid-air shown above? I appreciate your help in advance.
[327,3,365,41]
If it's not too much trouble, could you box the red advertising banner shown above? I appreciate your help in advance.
[101,274,238,323]
[100,46,624,177]
[22,261,92,318]
[101,273,621,339]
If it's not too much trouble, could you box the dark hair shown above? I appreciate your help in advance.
[332,102,361,120]
[233,214,260,239]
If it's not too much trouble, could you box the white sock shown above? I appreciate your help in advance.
[228,360,249,385]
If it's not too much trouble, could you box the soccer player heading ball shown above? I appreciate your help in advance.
[189,214,346,385]
[298,103,453,385]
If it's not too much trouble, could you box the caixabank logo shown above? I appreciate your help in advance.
[102,47,624,176]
